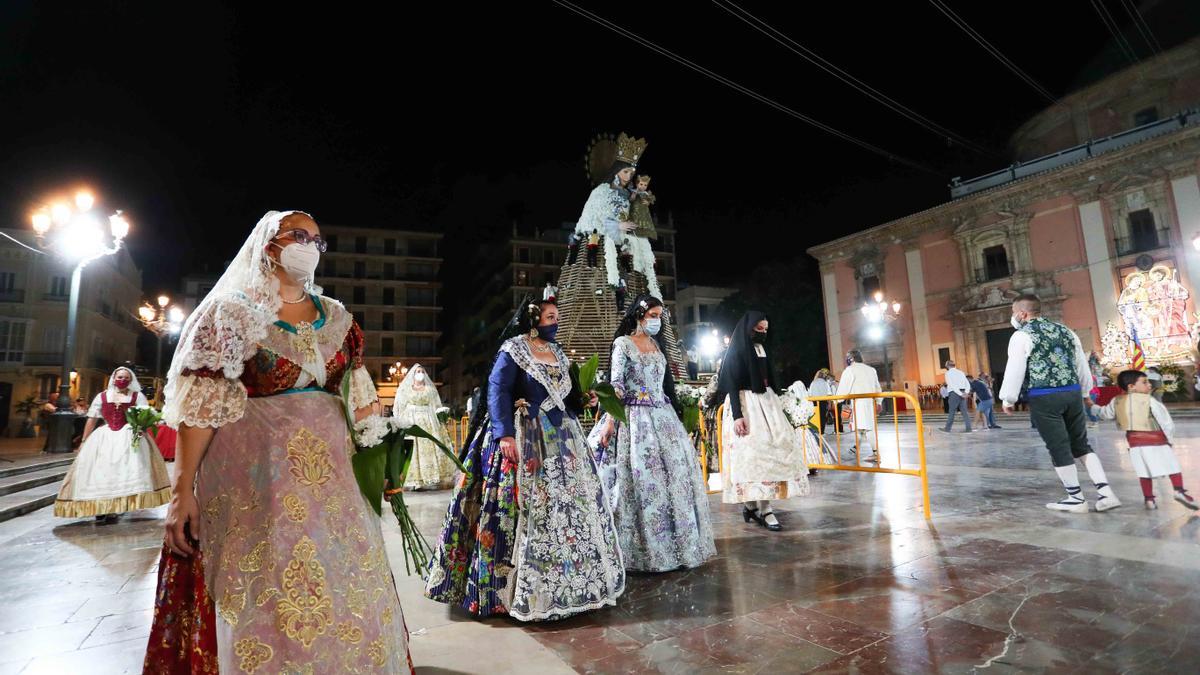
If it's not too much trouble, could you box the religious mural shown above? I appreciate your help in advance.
[1108,261,1195,365]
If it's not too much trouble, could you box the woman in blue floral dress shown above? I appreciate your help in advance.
[425,300,625,620]
[596,296,716,572]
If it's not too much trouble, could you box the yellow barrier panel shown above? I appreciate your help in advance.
[807,391,930,519]
[705,392,931,519]
[449,416,469,450]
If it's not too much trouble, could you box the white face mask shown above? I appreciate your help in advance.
[1010,314,1024,331]
[642,317,661,336]
[273,241,320,284]
[414,372,425,382]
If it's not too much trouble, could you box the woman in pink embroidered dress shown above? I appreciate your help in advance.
[143,211,413,673]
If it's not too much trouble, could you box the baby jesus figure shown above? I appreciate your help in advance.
[628,174,657,240]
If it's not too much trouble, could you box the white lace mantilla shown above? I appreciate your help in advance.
[500,337,572,414]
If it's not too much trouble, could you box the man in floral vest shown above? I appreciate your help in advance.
[1000,294,1121,513]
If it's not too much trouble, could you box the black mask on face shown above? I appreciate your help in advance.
[751,331,767,344]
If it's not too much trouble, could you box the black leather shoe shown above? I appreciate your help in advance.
[761,511,782,532]
[742,506,765,527]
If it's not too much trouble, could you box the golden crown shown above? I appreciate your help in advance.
[617,133,648,167]
[636,174,652,184]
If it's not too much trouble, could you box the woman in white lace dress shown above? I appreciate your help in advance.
[392,363,457,490]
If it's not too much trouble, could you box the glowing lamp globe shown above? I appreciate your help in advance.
[61,214,104,261]
[74,191,95,211]
[51,203,72,225]
[31,212,52,235]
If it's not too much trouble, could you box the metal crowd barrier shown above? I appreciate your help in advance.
[703,392,931,519]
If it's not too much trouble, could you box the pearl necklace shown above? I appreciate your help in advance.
[281,290,309,304]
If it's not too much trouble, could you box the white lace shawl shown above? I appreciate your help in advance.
[163,296,377,428]
[500,337,572,414]
[161,210,320,428]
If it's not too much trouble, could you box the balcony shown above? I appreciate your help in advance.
[1115,229,1170,257]
[0,289,26,303]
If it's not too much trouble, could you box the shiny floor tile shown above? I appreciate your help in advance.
[1,420,1199,672]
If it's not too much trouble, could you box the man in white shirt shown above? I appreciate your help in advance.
[835,350,882,461]
[940,361,972,433]
[1000,294,1120,513]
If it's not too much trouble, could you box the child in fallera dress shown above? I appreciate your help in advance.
[1091,369,1197,510]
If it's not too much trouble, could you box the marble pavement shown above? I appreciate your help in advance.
[2,420,1198,673]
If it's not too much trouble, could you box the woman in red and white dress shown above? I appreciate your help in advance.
[53,367,171,523]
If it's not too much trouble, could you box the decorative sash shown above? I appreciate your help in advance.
[1126,430,1169,447]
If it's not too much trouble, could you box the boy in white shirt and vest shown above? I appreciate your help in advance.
[1091,369,1197,510]
[1000,294,1121,513]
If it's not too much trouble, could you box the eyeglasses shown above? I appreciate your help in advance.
[274,229,328,253]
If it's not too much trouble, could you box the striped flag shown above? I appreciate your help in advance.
[1130,325,1146,370]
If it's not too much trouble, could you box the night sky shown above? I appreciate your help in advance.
[2,1,1196,294]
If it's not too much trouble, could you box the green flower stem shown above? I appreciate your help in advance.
[388,490,433,575]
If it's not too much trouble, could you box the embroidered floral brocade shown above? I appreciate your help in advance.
[144,548,220,674]
[348,367,379,411]
[165,299,368,430]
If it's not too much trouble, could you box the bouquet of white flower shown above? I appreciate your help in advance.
[344,383,464,575]
[779,384,816,431]
[435,406,451,425]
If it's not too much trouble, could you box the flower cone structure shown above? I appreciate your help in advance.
[555,234,687,380]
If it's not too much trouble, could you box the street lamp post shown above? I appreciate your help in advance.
[138,296,186,384]
[31,190,130,453]
[861,292,903,402]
